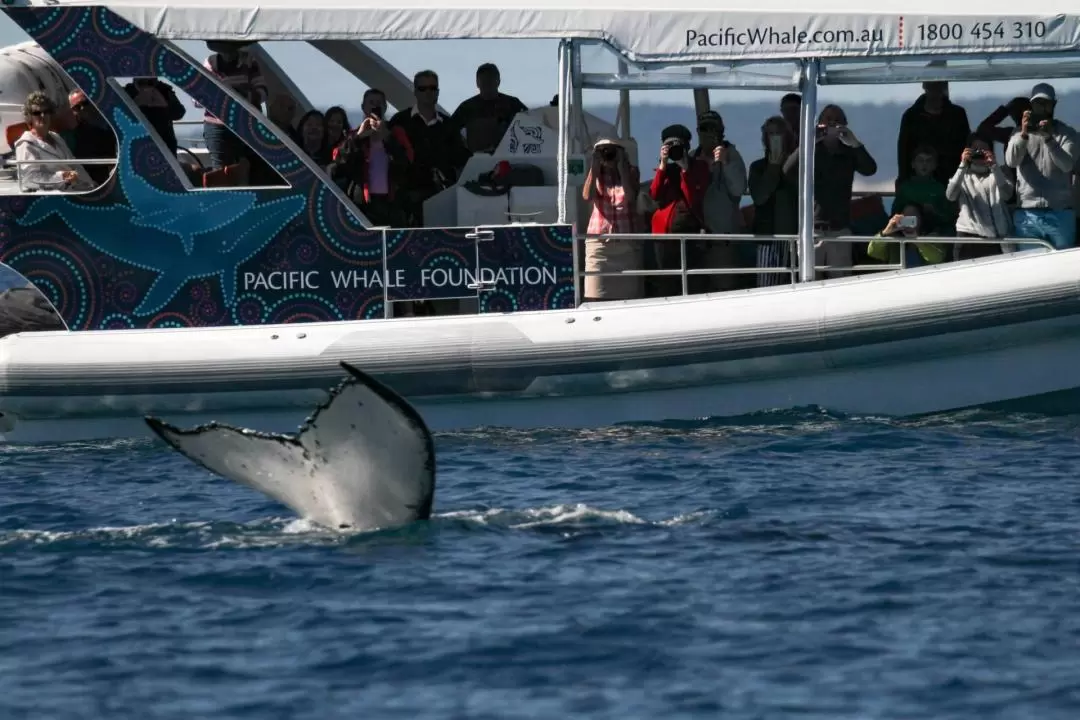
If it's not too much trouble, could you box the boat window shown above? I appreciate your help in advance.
[111,74,290,191]
[0,25,119,196]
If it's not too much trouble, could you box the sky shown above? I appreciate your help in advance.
[1,13,1078,115]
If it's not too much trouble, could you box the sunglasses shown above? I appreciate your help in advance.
[415,85,438,92]
[29,110,52,117]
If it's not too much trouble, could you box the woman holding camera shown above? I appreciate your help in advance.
[867,204,946,268]
[581,137,643,302]
[748,115,800,287]
[648,124,710,295]
[946,133,1015,260]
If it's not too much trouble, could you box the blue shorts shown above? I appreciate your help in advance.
[1012,208,1076,251]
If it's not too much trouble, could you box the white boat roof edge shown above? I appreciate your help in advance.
[25,0,1080,64]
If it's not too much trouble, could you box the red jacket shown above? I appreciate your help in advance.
[330,125,414,202]
[648,159,709,233]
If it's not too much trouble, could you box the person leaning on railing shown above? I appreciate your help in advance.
[12,91,95,193]
[581,137,643,302]
[867,203,946,269]
[945,133,1014,260]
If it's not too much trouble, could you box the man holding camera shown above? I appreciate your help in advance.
[689,110,748,292]
[648,124,710,295]
[1004,82,1078,251]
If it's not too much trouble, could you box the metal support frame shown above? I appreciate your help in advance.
[797,60,819,284]
[556,39,571,226]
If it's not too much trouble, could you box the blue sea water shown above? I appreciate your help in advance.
[3,409,1080,719]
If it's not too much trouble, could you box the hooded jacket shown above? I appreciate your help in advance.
[13,130,95,192]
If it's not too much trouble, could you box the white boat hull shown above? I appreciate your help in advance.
[2,249,1079,444]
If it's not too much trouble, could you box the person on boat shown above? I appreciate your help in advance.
[387,70,471,226]
[807,104,877,278]
[892,143,956,236]
[266,93,300,146]
[450,63,527,154]
[66,90,117,186]
[1004,83,1078,251]
[330,88,414,229]
[13,91,95,193]
[123,78,186,156]
[976,97,1031,150]
[582,137,643,303]
[324,106,350,154]
[199,40,267,170]
[748,115,799,287]
[648,123,709,296]
[780,93,802,138]
[295,109,330,166]
[867,203,946,268]
[896,79,971,188]
[945,133,1015,261]
[688,110,748,293]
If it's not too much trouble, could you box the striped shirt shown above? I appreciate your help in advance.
[199,52,267,125]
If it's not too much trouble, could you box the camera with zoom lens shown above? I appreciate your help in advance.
[598,145,618,161]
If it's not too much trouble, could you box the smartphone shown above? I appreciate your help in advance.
[899,215,918,229]
[768,135,784,157]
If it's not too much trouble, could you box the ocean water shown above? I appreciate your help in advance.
[3,409,1080,719]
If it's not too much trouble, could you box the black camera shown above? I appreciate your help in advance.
[666,142,686,162]
[598,146,618,161]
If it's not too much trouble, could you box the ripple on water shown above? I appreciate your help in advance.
[2,409,1080,718]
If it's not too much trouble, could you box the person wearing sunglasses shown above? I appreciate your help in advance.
[13,91,94,192]
[387,69,470,227]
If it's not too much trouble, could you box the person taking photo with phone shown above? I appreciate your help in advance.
[1004,82,1078,251]
[867,204,946,268]
[748,115,799,287]
[804,104,878,278]
[946,133,1015,260]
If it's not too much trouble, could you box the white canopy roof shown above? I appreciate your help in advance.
[29,0,1080,64]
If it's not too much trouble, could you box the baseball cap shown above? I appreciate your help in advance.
[1031,83,1056,102]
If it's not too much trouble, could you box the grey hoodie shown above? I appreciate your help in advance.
[13,130,94,192]
[1004,120,1077,211]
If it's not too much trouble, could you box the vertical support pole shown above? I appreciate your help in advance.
[617,59,631,140]
[556,39,569,225]
[691,66,710,118]
[570,40,586,153]
[797,60,819,284]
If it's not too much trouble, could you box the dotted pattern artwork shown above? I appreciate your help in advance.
[0,6,575,330]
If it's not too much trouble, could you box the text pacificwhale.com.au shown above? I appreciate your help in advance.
[685,26,885,48]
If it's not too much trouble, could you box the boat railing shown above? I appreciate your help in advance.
[8,156,117,193]
[577,232,1058,297]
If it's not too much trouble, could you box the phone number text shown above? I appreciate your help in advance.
[912,20,1049,44]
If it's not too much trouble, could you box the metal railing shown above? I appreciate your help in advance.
[576,231,1059,300]
[7,156,117,193]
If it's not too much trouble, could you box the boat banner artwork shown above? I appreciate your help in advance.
[0,5,574,331]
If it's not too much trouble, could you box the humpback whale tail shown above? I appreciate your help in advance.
[145,362,435,532]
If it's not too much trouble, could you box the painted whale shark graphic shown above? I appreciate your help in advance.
[146,362,436,532]
[16,107,305,316]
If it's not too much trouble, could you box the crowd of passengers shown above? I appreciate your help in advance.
[582,81,1079,301]
[11,39,1080,304]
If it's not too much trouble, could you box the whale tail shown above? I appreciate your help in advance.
[145,362,435,531]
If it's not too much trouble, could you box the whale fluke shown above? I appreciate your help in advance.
[145,362,435,532]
